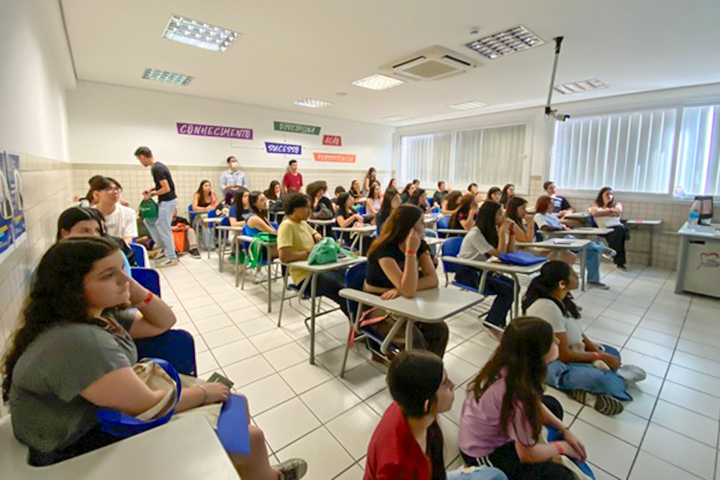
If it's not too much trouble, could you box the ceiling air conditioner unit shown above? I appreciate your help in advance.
[380,46,481,82]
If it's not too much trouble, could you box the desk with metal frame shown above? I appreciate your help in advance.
[332,225,376,252]
[308,218,335,237]
[517,238,590,291]
[626,220,662,266]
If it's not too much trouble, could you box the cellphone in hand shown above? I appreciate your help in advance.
[207,372,235,389]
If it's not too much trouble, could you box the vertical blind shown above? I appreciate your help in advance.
[399,124,527,188]
[552,108,677,193]
[676,105,720,196]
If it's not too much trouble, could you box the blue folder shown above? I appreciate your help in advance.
[217,395,250,455]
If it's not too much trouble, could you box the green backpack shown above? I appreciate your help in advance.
[308,237,355,265]
[139,199,159,220]
[246,233,277,269]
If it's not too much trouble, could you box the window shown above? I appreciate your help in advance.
[676,105,720,196]
[552,108,677,194]
[399,123,528,190]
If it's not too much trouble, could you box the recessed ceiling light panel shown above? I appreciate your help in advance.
[351,74,405,91]
[554,79,608,95]
[294,98,333,108]
[465,25,544,59]
[383,115,412,122]
[163,14,240,52]
[142,68,193,86]
[448,101,488,111]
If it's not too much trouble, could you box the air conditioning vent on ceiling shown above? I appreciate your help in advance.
[380,46,481,82]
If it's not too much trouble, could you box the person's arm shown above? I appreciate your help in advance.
[219,172,230,193]
[149,179,171,198]
[514,221,534,243]
[513,407,586,463]
[123,210,138,244]
[589,204,616,217]
[366,198,379,215]
[555,332,620,369]
[248,215,276,234]
[613,202,623,216]
[337,213,361,227]
[416,249,439,291]
[240,172,249,189]
[229,217,244,227]
[375,230,424,298]
[191,193,202,212]
[278,246,309,263]
[124,275,176,339]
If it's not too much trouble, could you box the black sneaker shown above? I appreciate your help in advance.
[276,458,307,480]
[189,248,201,259]
[588,281,610,290]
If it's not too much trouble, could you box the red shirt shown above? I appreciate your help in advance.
[283,172,303,192]
[364,402,445,480]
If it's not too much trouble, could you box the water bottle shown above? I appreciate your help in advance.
[689,200,701,227]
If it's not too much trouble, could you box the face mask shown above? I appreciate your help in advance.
[230,161,239,168]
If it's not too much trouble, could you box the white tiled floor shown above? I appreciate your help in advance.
[157,253,720,479]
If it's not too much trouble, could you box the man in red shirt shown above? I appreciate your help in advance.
[364,351,506,480]
[282,159,303,194]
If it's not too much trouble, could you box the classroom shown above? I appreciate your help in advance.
[1,1,720,479]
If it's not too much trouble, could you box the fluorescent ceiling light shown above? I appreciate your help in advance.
[294,98,333,108]
[163,14,240,52]
[383,115,412,121]
[465,25,544,59]
[554,79,608,95]
[448,101,488,111]
[142,68,193,86]
[352,74,405,91]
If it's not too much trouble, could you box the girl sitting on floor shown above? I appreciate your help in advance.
[522,261,646,416]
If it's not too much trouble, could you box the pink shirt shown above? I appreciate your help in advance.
[458,376,535,458]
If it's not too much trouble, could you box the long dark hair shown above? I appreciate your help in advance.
[506,196,528,232]
[365,167,377,184]
[486,186,501,202]
[368,183,381,200]
[444,190,463,211]
[266,180,281,200]
[522,260,581,318]
[349,180,361,196]
[388,350,444,419]
[387,178,397,191]
[380,188,399,217]
[409,189,426,206]
[195,179,213,207]
[233,187,249,209]
[595,186,615,208]
[248,191,271,226]
[401,183,413,196]
[450,194,474,228]
[500,184,514,206]
[57,206,105,240]
[368,204,423,261]
[476,201,502,248]
[2,237,121,401]
[468,317,555,442]
[337,193,353,217]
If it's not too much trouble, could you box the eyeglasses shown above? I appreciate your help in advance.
[104,187,123,193]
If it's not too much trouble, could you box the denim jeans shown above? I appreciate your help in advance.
[193,216,213,250]
[455,266,515,328]
[446,467,507,480]
[144,198,178,260]
[585,242,606,283]
[546,344,632,401]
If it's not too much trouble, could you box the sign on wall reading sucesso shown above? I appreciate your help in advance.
[177,122,254,140]
[265,142,302,155]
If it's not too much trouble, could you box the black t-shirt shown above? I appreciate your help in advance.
[376,211,390,233]
[551,196,572,213]
[366,240,430,289]
[433,190,448,205]
[151,162,176,202]
[335,209,359,244]
[315,197,334,213]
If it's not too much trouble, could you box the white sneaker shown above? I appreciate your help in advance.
[617,365,646,386]
[156,258,179,268]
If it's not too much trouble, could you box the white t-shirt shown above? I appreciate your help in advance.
[526,298,584,347]
[533,213,563,240]
[458,226,494,261]
[593,213,621,228]
[101,204,138,239]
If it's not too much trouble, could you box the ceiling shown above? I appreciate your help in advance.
[60,0,720,126]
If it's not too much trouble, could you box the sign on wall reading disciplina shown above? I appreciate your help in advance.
[313,152,356,163]
[265,142,302,155]
[274,121,321,135]
[177,122,254,140]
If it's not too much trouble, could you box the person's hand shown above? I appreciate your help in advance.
[381,289,401,300]
[557,439,586,461]
[201,383,231,404]
[406,229,422,252]
[600,353,621,370]
[120,199,130,207]
[562,430,587,461]
[121,272,149,305]
[142,190,152,201]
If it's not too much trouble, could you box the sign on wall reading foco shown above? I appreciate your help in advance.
[177,122,253,140]
[313,152,356,163]
[265,142,302,155]
[274,121,321,135]
[322,135,342,146]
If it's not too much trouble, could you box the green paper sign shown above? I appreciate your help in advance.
[274,121,321,135]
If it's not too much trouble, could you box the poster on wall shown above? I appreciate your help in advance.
[0,151,13,262]
[313,152,356,163]
[265,142,302,155]
[274,121,321,135]
[176,122,254,140]
[322,135,342,146]
[5,153,26,242]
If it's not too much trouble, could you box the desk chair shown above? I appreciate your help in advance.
[131,267,161,297]
[128,243,149,267]
[135,330,197,376]
[437,216,451,238]
[239,222,279,289]
[440,238,491,317]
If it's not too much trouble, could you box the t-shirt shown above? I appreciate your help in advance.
[9,309,137,456]
[101,204,138,240]
[151,162,176,202]
[526,298,584,347]
[433,190,448,205]
[335,209,359,245]
[551,195,572,213]
[282,172,303,192]
[376,211,390,233]
[458,375,535,458]
[533,213,563,239]
[364,402,445,480]
[366,240,430,289]
[593,210,622,228]
[277,218,317,284]
[458,227,494,261]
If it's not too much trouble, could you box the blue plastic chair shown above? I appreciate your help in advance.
[431,206,441,214]
[135,329,197,376]
[440,237,481,293]
[437,216,451,238]
[428,198,435,207]
[357,205,366,216]
[128,243,147,267]
[131,267,161,297]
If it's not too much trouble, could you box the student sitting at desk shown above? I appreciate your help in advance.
[349,180,363,199]
[365,182,383,219]
[246,191,278,256]
[409,188,429,212]
[336,193,365,249]
[449,194,479,232]
[387,177,398,191]
[543,181,580,228]
[307,181,334,220]
[191,180,220,250]
[376,188,401,233]
[364,204,449,358]
[365,350,507,480]
[230,187,251,227]
[523,261,646,416]
[486,187,501,204]
[589,187,628,270]
[441,190,463,216]
[400,183,417,203]
[1,238,308,479]
[278,193,351,320]
[535,196,614,290]
[468,183,479,196]
[499,184,514,208]
[433,180,449,206]
[456,202,516,330]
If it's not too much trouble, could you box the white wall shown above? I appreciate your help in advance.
[67,81,394,171]
[0,0,75,161]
